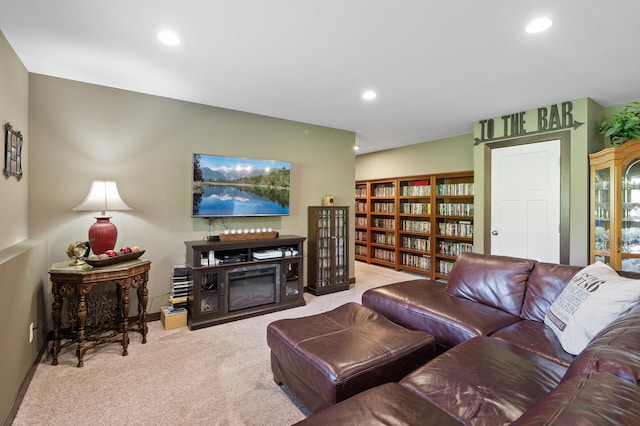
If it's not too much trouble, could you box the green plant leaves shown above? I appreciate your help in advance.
[599,102,640,145]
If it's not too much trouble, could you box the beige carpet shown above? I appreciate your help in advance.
[13,262,416,426]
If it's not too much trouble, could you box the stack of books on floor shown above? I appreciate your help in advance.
[161,265,190,330]
[169,264,190,311]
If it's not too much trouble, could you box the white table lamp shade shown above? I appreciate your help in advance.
[73,180,132,215]
[73,180,132,255]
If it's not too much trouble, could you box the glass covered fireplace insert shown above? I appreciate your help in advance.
[227,263,280,312]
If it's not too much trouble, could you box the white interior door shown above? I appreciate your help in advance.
[490,140,561,263]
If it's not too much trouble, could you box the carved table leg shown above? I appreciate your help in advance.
[76,289,88,367]
[137,273,148,343]
[120,281,130,356]
[51,283,62,366]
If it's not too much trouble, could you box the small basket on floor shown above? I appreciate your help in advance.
[161,307,187,330]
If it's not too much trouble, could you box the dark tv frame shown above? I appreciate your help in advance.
[192,153,291,218]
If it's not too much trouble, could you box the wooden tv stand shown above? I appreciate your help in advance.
[185,235,306,330]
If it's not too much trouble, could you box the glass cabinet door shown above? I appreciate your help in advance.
[593,166,611,265]
[316,208,332,288]
[307,206,350,295]
[333,207,348,285]
[621,158,640,271]
[590,141,640,271]
[196,271,224,318]
[282,260,301,300]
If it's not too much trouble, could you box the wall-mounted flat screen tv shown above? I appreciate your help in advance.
[192,153,291,217]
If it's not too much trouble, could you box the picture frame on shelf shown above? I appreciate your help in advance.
[4,122,23,181]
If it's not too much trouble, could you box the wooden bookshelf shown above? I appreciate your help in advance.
[369,179,397,269]
[356,171,474,280]
[355,181,369,263]
[398,177,432,275]
[433,171,474,279]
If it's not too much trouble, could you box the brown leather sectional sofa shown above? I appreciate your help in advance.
[295,252,640,425]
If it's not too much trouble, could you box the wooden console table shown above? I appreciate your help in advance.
[49,258,151,367]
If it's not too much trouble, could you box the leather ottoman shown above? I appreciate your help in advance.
[266,302,435,414]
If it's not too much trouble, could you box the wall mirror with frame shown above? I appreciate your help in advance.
[4,122,23,181]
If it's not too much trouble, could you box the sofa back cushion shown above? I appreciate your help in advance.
[445,252,535,316]
[563,305,640,384]
[520,262,582,322]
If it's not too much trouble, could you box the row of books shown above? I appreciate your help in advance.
[401,253,430,270]
[372,218,395,230]
[373,232,395,245]
[436,183,474,196]
[400,202,430,214]
[316,245,346,260]
[373,248,396,263]
[437,221,474,238]
[402,219,431,233]
[437,260,455,275]
[357,220,431,236]
[438,240,474,256]
[315,235,347,248]
[402,236,430,252]
[355,244,368,256]
[317,218,347,229]
[437,203,474,216]
[372,185,395,197]
[372,202,395,213]
[400,180,430,196]
[363,181,473,198]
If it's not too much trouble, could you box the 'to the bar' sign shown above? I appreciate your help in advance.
[474,101,583,145]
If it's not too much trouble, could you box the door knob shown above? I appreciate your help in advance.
[491,230,499,235]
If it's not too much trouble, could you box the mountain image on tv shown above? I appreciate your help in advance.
[192,154,291,217]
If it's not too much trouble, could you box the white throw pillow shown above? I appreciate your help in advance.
[544,262,640,355]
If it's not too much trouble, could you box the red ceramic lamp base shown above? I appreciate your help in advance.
[88,216,118,255]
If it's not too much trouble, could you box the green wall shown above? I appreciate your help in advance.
[0,31,29,247]
[473,97,603,265]
[0,31,48,425]
[27,74,357,323]
[355,134,474,181]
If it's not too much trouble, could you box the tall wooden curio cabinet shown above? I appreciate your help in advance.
[307,206,350,295]
[590,140,640,271]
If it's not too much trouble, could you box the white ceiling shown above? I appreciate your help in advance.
[1,1,640,155]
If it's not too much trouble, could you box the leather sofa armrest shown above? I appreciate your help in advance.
[512,373,640,425]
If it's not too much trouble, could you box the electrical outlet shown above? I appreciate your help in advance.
[29,322,34,343]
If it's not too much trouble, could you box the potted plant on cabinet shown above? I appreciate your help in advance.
[598,101,640,146]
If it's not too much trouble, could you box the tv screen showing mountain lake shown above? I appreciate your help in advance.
[192,154,290,217]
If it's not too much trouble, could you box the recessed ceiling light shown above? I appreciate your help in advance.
[362,90,377,101]
[354,144,361,151]
[525,17,553,33]
[158,30,181,46]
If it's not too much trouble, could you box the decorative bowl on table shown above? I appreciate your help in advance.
[86,250,145,267]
